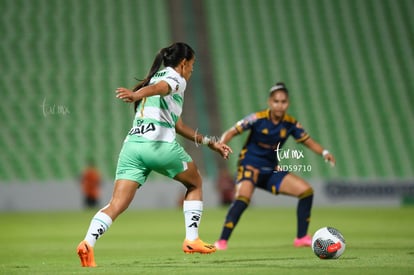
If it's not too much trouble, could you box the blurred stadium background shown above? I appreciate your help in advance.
[1,0,413,210]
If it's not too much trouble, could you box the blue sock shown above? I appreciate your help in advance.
[219,197,250,240]
[297,189,313,238]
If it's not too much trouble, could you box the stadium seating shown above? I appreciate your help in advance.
[0,0,412,181]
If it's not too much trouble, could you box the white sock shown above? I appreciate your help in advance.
[183,200,203,241]
[84,211,113,247]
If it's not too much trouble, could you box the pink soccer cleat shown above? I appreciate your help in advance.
[214,239,228,250]
[294,235,312,247]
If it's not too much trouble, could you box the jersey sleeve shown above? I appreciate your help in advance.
[291,120,310,142]
[157,68,186,94]
[164,75,181,93]
[234,113,258,133]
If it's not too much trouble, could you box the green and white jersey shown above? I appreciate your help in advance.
[125,67,186,143]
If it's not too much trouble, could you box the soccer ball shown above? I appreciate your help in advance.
[312,227,346,259]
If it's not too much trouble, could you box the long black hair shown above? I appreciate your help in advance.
[133,42,195,111]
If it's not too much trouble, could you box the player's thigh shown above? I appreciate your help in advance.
[278,173,312,197]
[174,161,202,188]
[234,165,259,199]
[145,141,193,179]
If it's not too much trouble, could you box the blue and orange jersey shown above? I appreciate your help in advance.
[234,109,310,170]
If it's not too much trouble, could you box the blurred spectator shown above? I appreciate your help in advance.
[80,159,102,209]
[216,168,235,206]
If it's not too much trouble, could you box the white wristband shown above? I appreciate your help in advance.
[322,149,329,157]
[202,136,211,145]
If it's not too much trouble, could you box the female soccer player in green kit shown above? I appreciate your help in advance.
[77,42,232,267]
[214,82,335,250]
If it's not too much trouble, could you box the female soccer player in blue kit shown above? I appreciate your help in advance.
[76,42,232,267]
[214,82,335,250]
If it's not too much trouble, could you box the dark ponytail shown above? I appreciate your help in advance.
[133,42,195,111]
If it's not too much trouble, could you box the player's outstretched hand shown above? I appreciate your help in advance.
[324,153,336,167]
[208,142,233,160]
[115,87,136,103]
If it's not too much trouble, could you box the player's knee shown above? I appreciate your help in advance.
[184,175,202,189]
[298,187,314,199]
[236,195,251,205]
[175,165,202,188]
[185,183,201,193]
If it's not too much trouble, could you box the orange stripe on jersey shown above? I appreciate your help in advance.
[282,113,297,123]
[296,133,310,143]
[235,124,243,133]
[255,109,270,119]
[139,97,147,117]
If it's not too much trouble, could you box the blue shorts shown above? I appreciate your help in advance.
[236,164,289,195]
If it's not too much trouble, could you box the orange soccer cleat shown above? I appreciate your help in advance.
[182,238,217,254]
[77,240,97,267]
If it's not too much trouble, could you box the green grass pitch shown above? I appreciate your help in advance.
[1,207,413,274]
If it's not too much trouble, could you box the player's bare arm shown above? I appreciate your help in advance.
[303,138,336,166]
[175,118,232,159]
[115,81,170,103]
[220,127,239,144]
